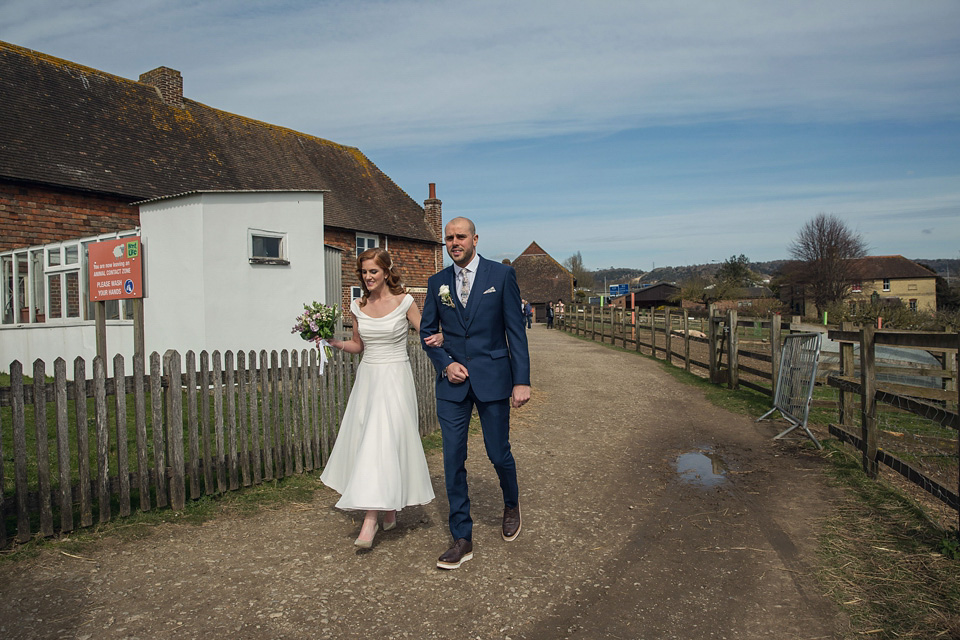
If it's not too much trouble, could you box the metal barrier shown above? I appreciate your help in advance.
[757,332,822,448]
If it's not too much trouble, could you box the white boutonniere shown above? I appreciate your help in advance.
[438,284,455,308]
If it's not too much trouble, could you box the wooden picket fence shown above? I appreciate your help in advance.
[0,341,440,548]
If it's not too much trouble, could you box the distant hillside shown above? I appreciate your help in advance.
[912,258,960,279]
[589,258,958,289]
[592,267,646,283]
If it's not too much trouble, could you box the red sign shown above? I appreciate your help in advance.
[88,237,143,301]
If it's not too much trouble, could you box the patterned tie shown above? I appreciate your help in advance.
[460,268,471,305]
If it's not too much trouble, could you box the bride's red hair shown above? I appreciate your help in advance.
[356,248,405,306]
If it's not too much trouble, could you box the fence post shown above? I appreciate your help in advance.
[112,354,131,518]
[839,321,855,426]
[727,310,739,390]
[683,309,691,372]
[708,305,718,383]
[770,314,782,392]
[11,360,30,542]
[74,357,93,527]
[650,308,656,358]
[634,310,641,353]
[665,308,673,366]
[164,349,186,510]
[590,306,597,341]
[620,307,627,349]
[33,359,54,537]
[94,356,111,523]
[860,325,878,478]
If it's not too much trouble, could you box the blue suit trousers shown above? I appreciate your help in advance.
[437,387,518,541]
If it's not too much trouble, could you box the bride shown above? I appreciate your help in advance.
[321,248,442,548]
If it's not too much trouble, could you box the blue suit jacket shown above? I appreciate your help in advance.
[420,256,530,403]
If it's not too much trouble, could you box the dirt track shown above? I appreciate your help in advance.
[0,326,845,639]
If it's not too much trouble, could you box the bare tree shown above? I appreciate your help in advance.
[563,251,595,289]
[788,214,867,315]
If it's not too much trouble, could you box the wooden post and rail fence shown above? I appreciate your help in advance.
[558,304,959,527]
[0,341,439,549]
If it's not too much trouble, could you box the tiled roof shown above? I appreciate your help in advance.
[0,41,437,243]
[780,256,936,282]
[511,242,574,303]
[519,241,547,256]
[847,256,936,280]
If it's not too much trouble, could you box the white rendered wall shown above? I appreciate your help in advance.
[0,321,133,376]
[139,191,325,358]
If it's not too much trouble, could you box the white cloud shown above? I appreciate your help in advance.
[3,0,958,149]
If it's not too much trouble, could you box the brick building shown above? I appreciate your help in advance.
[0,40,442,325]
[511,241,575,322]
[779,255,937,316]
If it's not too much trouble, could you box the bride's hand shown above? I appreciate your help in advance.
[424,332,444,347]
[326,338,341,350]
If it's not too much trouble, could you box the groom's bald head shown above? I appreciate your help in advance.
[447,216,476,235]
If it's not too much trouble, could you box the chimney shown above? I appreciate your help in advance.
[139,67,184,108]
[424,183,443,271]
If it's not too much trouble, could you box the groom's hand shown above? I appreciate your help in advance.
[446,362,469,384]
[511,384,531,408]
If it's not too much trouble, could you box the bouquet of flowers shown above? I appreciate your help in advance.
[291,301,340,361]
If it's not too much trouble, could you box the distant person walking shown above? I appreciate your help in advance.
[523,299,533,329]
[546,302,554,329]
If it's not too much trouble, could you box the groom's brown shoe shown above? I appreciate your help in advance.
[437,538,473,570]
[502,505,521,541]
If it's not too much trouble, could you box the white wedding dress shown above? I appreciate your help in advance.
[320,294,435,511]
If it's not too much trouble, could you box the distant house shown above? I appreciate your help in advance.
[0,40,443,341]
[780,255,937,316]
[612,282,681,310]
[511,242,574,322]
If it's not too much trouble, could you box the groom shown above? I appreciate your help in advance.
[420,216,531,570]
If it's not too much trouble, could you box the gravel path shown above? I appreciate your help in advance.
[0,326,845,639]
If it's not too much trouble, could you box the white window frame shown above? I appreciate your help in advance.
[248,228,288,265]
[351,286,363,301]
[356,233,378,256]
[850,281,862,293]
[1,229,140,326]
[882,278,891,292]
[44,241,83,321]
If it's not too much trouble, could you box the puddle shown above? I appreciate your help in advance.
[675,449,727,487]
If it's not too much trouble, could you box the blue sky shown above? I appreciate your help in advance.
[3,0,958,271]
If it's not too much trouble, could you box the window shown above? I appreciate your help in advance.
[851,281,862,293]
[351,286,363,301]
[248,229,288,265]
[1,231,138,326]
[882,278,890,292]
[909,299,917,312]
[356,233,378,256]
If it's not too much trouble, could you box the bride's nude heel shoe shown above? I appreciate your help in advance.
[382,512,397,531]
[354,523,379,549]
